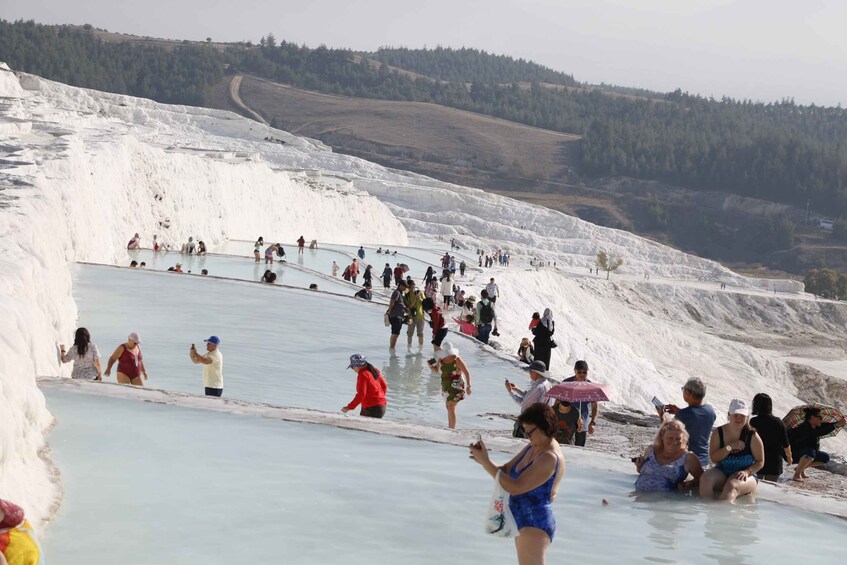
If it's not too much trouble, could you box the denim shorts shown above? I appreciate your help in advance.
[795,447,830,464]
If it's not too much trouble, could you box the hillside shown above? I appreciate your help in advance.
[5,20,847,276]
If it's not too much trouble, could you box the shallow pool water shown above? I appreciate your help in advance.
[71,264,523,430]
[212,240,357,278]
[43,388,847,564]
[125,248,355,294]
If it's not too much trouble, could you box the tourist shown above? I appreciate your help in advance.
[332,261,340,277]
[459,260,466,276]
[531,308,555,370]
[349,259,360,284]
[129,260,138,268]
[362,265,373,287]
[424,266,435,286]
[342,354,388,418]
[634,419,703,492]
[657,377,716,467]
[386,280,408,350]
[357,246,366,260]
[60,327,102,380]
[0,497,42,564]
[153,234,161,252]
[382,263,393,288]
[474,290,496,344]
[517,337,534,364]
[453,314,477,336]
[469,403,564,564]
[440,269,453,309]
[309,283,318,291]
[528,312,541,330]
[181,237,196,254]
[429,341,472,429]
[750,393,792,481]
[261,270,277,283]
[699,399,765,502]
[563,361,598,447]
[197,240,207,255]
[139,262,146,268]
[789,407,847,481]
[393,263,404,286]
[253,238,262,262]
[264,243,279,264]
[461,295,476,319]
[189,336,224,397]
[506,360,553,437]
[404,281,426,348]
[173,263,183,273]
[422,297,448,352]
[297,235,306,253]
[104,332,147,386]
[553,401,582,445]
[200,269,208,275]
[485,278,500,303]
[354,282,373,301]
[127,232,141,249]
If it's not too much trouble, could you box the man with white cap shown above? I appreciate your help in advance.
[189,336,223,397]
[505,360,553,437]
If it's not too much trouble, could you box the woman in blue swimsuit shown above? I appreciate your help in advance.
[470,403,564,565]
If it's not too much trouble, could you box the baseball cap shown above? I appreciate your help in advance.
[204,336,221,345]
[728,398,749,416]
[347,354,368,369]
[127,332,141,344]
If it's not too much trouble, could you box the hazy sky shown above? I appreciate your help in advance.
[5,0,847,106]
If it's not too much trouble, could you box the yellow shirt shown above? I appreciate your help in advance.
[202,349,223,389]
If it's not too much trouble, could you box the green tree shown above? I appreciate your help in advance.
[595,250,624,280]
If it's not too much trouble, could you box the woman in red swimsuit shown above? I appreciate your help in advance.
[104,332,148,386]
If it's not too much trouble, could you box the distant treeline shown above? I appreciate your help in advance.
[4,21,847,215]
[372,46,577,86]
[0,20,222,105]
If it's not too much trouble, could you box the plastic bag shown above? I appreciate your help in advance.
[485,470,519,538]
[384,313,391,327]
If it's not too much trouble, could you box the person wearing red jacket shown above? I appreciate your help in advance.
[342,354,387,418]
[423,298,449,358]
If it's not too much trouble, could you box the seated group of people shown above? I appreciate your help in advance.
[634,383,845,501]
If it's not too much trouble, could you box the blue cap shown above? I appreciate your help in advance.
[347,354,367,369]
[204,336,221,345]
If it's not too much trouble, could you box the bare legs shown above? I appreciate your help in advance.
[515,528,550,565]
[793,456,824,481]
[699,468,757,502]
[446,400,458,429]
[117,372,145,387]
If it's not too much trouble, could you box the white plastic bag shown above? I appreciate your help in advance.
[384,313,391,327]
[485,470,519,538]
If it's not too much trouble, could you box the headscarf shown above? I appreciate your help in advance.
[540,308,554,331]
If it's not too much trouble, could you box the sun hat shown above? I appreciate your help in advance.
[127,332,141,344]
[523,360,547,374]
[437,342,459,359]
[204,336,221,345]
[347,354,368,369]
[728,398,749,416]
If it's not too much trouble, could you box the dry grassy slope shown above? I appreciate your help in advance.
[234,75,581,190]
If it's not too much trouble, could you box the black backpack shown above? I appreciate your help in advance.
[480,301,495,324]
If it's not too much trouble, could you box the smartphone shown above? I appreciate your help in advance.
[651,396,664,409]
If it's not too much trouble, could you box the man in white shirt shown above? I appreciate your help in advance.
[485,278,500,303]
[190,335,223,397]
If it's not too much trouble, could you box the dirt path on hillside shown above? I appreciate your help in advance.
[229,74,267,125]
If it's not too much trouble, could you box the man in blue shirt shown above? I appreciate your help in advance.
[658,377,716,467]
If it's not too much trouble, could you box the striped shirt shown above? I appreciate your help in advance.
[510,378,553,412]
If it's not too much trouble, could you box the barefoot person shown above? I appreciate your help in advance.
[342,354,388,418]
[104,332,147,386]
[60,327,103,380]
[788,407,846,481]
[634,419,703,492]
[429,341,471,429]
[189,336,224,397]
[699,399,764,502]
[470,403,564,565]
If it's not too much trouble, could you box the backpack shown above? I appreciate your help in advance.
[479,301,495,324]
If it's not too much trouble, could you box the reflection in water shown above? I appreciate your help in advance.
[702,502,759,564]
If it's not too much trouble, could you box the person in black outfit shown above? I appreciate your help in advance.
[424,266,435,286]
[749,393,792,482]
[362,265,373,287]
[789,406,846,481]
[354,283,373,301]
[382,263,392,289]
[531,307,554,370]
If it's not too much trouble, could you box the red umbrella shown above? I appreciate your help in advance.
[545,381,610,403]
